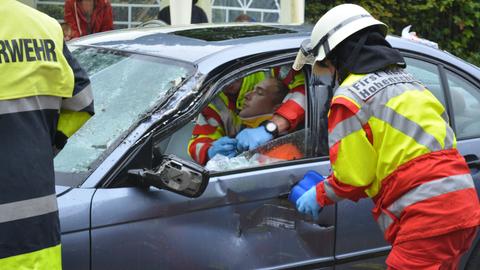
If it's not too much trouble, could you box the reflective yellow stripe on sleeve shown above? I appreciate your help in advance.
[57,111,92,138]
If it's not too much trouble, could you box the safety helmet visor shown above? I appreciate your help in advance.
[292,39,316,71]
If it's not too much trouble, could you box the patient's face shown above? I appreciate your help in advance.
[239,78,282,118]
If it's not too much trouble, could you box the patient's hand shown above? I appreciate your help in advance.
[208,136,237,159]
[236,126,273,152]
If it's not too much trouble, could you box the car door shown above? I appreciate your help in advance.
[88,55,336,270]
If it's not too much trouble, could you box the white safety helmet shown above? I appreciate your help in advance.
[293,4,387,71]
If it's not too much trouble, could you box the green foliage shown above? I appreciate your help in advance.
[37,4,64,20]
[305,0,480,67]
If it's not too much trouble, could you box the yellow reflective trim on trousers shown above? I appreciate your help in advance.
[0,244,62,270]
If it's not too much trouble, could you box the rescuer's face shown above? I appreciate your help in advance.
[312,60,338,87]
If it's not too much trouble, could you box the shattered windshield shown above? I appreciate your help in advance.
[54,46,193,186]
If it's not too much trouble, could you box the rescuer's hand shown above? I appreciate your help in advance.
[235,126,273,152]
[208,136,238,159]
[289,170,325,204]
[296,186,322,220]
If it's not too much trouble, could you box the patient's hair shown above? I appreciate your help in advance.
[271,78,289,105]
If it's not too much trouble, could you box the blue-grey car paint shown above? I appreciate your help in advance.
[57,188,96,270]
[90,162,335,269]
[56,24,480,269]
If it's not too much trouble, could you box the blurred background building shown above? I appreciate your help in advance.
[19,0,304,29]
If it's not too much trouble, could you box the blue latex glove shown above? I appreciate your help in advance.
[289,170,325,204]
[296,186,322,220]
[207,136,238,159]
[235,126,273,152]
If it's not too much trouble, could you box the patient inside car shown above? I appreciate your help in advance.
[205,77,304,170]
[239,77,289,128]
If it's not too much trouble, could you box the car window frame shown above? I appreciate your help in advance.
[400,50,480,140]
[199,52,331,177]
[134,51,331,180]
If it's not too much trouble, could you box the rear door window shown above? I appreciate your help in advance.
[445,70,480,139]
[404,57,445,105]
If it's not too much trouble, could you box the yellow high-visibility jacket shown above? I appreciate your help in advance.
[316,68,479,244]
[0,1,94,269]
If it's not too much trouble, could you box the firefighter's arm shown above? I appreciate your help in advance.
[274,69,306,132]
[316,97,377,207]
[55,43,94,150]
[188,106,226,165]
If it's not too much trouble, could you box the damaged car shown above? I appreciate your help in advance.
[56,24,480,270]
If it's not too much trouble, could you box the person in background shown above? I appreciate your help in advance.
[188,66,305,165]
[64,0,113,40]
[235,14,255,22]
[157,0,208,25]
[0,0,94,268]
[61,22,72,40]
[291,4,479,269]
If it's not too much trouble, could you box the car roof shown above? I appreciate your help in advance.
[70,23,479,77]
[69,24,312,63]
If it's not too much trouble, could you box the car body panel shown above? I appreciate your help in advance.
[57,188,95,270]
[90,161,336,269]
[62,231,91,270]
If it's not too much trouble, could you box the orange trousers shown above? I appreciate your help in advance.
[386,227,478,270]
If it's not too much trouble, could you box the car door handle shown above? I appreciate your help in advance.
[464,155,480,169]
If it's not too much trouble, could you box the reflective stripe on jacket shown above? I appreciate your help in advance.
[316,68,480,244]
[0,1,93,268]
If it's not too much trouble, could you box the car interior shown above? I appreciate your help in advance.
[158,63,310,172]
